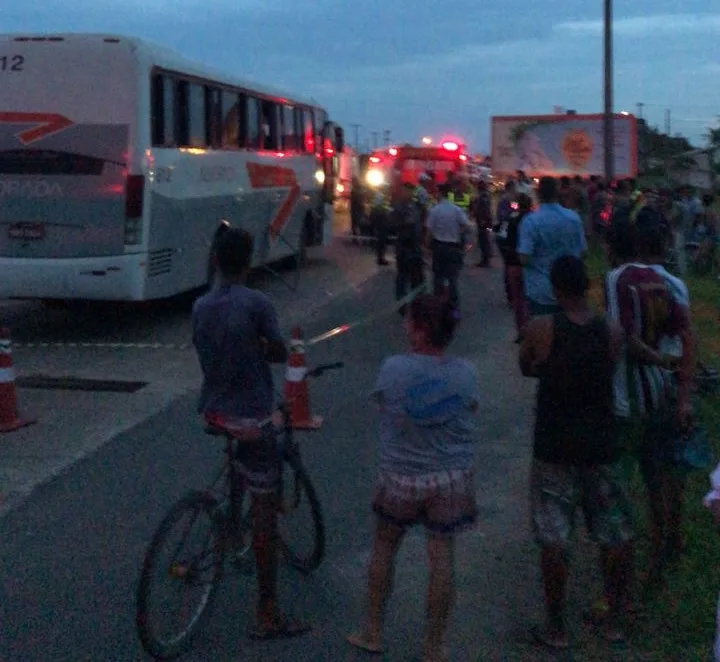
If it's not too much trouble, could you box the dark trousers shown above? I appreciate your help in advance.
[476,225,493,264]
[350,201,364,235]
[396,251,424,311]
[431,241,463,308]
[370,208,388,260]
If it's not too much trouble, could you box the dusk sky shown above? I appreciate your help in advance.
[4,1,719,153]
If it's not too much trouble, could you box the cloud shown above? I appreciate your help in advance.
[557,13,720,37]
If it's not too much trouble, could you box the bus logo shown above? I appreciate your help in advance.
[0,112,74,145]
[246,163,301,241]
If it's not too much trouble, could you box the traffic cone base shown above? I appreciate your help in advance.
[290,414,324,431]
[0,415,36,434]
[0,327,37,434]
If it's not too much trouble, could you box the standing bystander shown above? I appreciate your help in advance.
[347,293,479,662]
[517,177,587,317]
[519,255,633,649]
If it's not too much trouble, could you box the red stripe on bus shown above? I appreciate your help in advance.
[247,162,297,188]
[0,112,74,145]
[269,183,301,240]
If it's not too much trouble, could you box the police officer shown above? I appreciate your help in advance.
[392,182,425,314]
[370,187,392,265]
[425,182,471,310]
[447,173,473,214]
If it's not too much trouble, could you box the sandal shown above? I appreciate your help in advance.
[248,616,312,641]
[346,632,384,654]
[530,625,569,651]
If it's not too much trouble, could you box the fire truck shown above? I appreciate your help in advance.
[363,140,470,204]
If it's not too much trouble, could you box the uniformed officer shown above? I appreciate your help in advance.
[425,183,471,310]
[392,182,425,314]
[447,174,473,214]
[370,187,392,266]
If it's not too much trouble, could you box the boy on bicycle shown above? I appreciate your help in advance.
[192,227,311,641]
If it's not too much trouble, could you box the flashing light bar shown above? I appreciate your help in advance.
[442,141,459,152]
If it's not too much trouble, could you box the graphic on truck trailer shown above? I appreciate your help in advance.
[491,114,638,178]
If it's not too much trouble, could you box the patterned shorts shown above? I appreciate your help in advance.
[530,459,634,548]
[204,413,280,495]
[372,469,478,537]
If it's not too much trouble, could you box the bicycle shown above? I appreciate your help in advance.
[135,361,343,660]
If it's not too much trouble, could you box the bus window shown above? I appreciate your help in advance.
[261,100,279,151]
[205,86,221,149]
[221,90,240,148]
[294,108,303,152]
[314,108,327,153]
[246,96,261,149]
[187,83,206,148]
[151,74,175,147]
[302,108,314,153]
[282,105,296,151]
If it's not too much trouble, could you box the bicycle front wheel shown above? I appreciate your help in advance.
[278,456,325,574]
[136,492,225,660]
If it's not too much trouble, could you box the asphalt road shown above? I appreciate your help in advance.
[0,262,606,662]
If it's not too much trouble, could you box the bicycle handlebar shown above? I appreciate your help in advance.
[306,361,344,378]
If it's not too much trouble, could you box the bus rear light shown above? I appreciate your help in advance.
[124,175,145,245]
[125,175,145,218]
[124,217,143,246]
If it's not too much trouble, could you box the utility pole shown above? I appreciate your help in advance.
[350,123,361,151]
[383,129,391,147]
[636,102,644,120]
[371,131,378,149]
[603,0,614,183]
[665,109,671,135]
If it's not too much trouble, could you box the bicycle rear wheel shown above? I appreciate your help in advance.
[278,455,325,574]
[136,492,225,660]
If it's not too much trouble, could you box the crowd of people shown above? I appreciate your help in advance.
[189,168,718,659]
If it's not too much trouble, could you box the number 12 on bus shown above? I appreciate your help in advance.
[0,33,344,301]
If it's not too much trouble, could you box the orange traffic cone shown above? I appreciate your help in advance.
[0,328,36,433]
[283,327,323,430]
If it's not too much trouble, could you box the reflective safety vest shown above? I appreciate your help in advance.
[448,191,471,210]
[413,186,431,209]
[372,192,392,212]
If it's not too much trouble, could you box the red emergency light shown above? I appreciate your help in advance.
[388,147,398,156]
[442,141,459,152]
[369,156,381,164]
[459,154,468,161]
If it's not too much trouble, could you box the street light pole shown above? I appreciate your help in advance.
[603,0,614,183]
[350,123,361,151]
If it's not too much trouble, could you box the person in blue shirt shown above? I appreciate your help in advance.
[517,177,587,317]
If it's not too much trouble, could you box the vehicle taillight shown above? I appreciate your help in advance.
[459,154,468,161]
[125,175,144,218]
[124,175,145,246]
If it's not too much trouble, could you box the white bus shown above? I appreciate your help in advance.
[0,34,344,301]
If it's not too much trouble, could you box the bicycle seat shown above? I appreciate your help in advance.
[203,419,263,441]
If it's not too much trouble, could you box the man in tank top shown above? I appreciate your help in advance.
[519,255,633,650]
